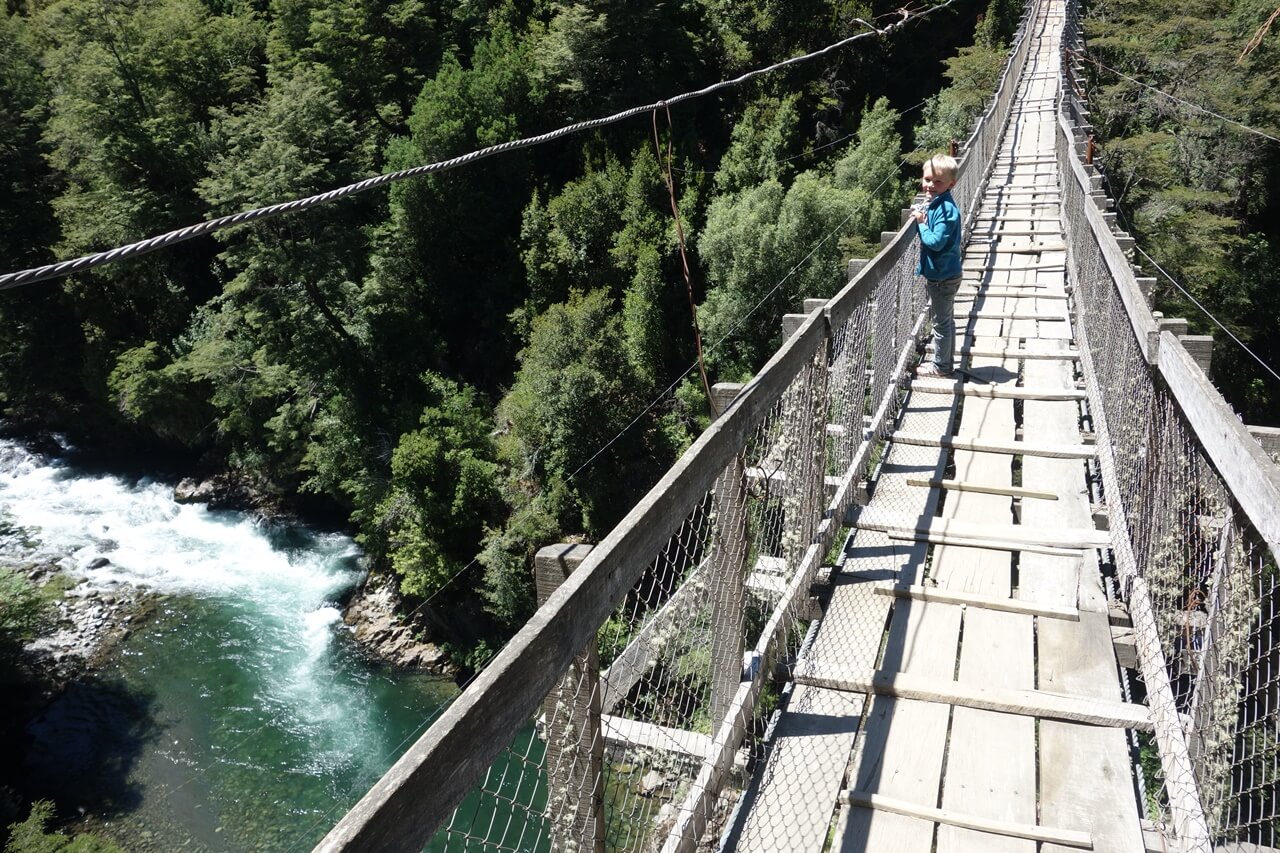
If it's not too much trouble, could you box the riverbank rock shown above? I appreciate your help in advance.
[19,569,157,709]
[173,473,260,511]
[343,576,455,676]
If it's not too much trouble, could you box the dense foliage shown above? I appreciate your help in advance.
[4,800,123,853]
[1083,0,1280,423]
[0,568,49,666]
[0,0,1010,647]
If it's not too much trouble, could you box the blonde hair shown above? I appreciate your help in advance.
[925,154,958,183]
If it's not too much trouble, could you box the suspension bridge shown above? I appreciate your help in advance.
[312,0,1280,850]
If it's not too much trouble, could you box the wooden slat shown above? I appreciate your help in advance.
[930,345,1080,360]
[602,715,710,757]
[885,529,1084,558]
[889,430,1094,459]
[906,476,1059,500]
[1038,613,1148,852]
[875,584,1079,620]
[830,600,961,852]
[793,669,1152,730]
[854,510,1110,548]
[843,792,1091,849]
[955,290,1069,300]
[909,380,1085,401]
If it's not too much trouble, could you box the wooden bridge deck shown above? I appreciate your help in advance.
[725,2,1149,850]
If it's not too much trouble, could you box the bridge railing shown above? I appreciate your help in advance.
[1059,4,1280,849]
[313,4,1039,851]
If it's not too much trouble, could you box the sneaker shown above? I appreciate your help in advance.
[915,362,954,378]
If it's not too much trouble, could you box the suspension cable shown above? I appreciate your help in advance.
[1133,244,1280,385]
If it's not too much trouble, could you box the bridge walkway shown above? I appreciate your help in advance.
[724,2,1149,850]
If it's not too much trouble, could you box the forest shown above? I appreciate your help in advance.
[1,0,1275,665]
[1081,0,1280,420]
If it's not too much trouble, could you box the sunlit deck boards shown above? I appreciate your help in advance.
[723,0,1148,849]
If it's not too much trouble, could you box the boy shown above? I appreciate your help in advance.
[911,154,963,378]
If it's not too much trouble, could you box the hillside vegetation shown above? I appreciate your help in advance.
[0,0,1019,653]
[1082,0,1280,422]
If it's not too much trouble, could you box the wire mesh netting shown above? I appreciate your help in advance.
[430,340,833,851]
[1060,8,1280,842]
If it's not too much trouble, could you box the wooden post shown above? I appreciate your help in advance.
[1085,134,1095,165]
[535,544,605,853]
[709,383,749,730]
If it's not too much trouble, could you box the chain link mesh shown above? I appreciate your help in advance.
[1060,3,1280,842]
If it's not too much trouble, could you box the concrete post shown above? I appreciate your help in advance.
[708,383,749,730]
[535,543,604,853]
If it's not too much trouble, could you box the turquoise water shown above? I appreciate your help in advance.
[3,439,549,852]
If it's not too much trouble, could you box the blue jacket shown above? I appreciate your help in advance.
[914,190,963,280]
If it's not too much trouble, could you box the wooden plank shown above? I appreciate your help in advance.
[957,311,1067,323]
[938,607,1039,853]
[843,791,1092,849]
[963,262,1067,271]
[602,715,711,758]
[937,599,1038,852]
[906,477,1059,500]
[793,669,1152,730]
[909,380,1086,401]
[930,381,1017,596]
[989,243,1068,253]
[1017,344,1093,612]
[886,529,1085,558]
[890,430,1094,459]
[831,600,962,852]
[1038,613,1147,853]
[928,345,1080,360]
[956,290,1069,300]
[875,584,1079,621]
[854,510,1111,549]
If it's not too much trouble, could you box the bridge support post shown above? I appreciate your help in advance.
[709,383,750,729]
[535,543,605,853]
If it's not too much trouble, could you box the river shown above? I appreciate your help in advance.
[1,436,544,852]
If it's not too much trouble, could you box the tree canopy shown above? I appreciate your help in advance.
[0,0,1008,649]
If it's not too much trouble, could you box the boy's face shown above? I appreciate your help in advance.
[922,166,955,198]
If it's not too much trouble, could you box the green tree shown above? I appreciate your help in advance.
[0,10,79,424]
[497,289,651,532]
[713,93,802,196]
[4,800,123,853]
[699,98,906,378]
[0,568,49,665]
[1085,0,1280,422]
[367,374,501,600]
[34,0,265,409]
[913,42,1007,155]
[518,147,630,329]
[370,21,544,389]
[530,0,704,115]
[179,61,375,481]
